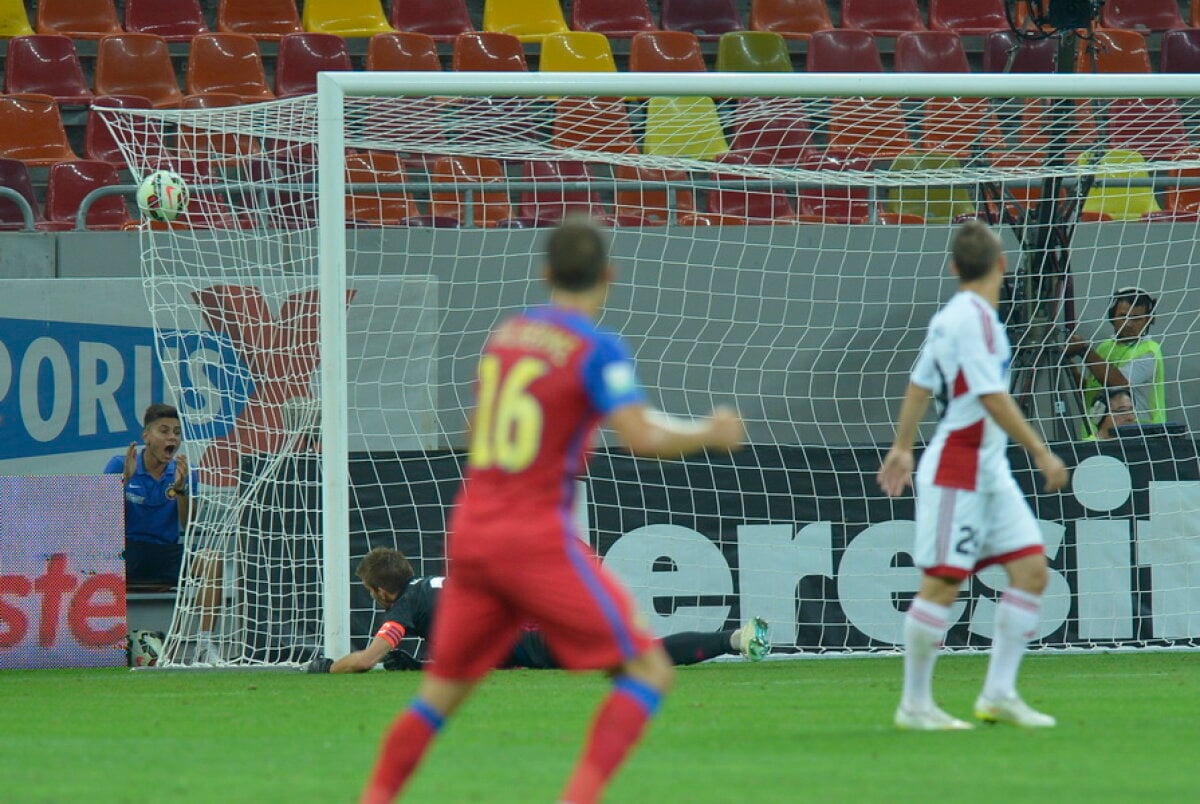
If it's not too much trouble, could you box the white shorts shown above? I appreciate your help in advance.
[913,477,1044,580]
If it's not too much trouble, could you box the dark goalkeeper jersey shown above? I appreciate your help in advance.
[375,576,443,648]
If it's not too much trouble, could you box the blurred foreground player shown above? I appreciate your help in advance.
[361,217,745,803]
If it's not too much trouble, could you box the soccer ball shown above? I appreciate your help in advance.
[136,170,189,222]
[127,630,165,667]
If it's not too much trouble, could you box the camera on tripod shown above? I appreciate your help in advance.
[1021,0,1105,31]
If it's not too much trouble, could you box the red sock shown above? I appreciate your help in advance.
[560,677,663,804]
[360,700,444,804]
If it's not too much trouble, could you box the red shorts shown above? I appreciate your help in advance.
[428,514,658,681]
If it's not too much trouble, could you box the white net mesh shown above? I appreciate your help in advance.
[102,75,1200,664]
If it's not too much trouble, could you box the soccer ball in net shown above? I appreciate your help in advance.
[127,630,165,667]
[136,170,189,222]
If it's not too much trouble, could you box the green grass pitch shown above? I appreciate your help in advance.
[2,652,1196,802]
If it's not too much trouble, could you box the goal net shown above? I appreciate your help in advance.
[101,70,1200,667]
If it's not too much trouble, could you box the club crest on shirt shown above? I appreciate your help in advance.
[603,363,636,395]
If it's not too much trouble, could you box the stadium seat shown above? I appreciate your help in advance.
[124,0,209,42]
[302,0,393,38]
[217,0,303,41]
[705,152,809,224]
[825,97,912,160]
[367,32,442,71]
[483,0,569,43]
[1101,1,1186,32]
[453,32,528,71]
[85,95,156,164]
[894,31,970,73]
[1104,98,1193,160]
[539,32,617,72]
[1161,28,1200,72]
[274,33,352,98]
[429,155,523,228]
[726,100,811,164]
[43,160,134,231]
[661,0,745,39]
[518,160,614,225]
[806,29,883,72]
[613,164,701,226]
[841,0,926,36]
[36,0,122,39]
[0,157,42,230]
[883,152,976,223]
[4,35,94,105]
[551,98,637,154]
[715,31,793,72]
[344,152,432,227]
[644,96,729,159]
[1195,0,1200,27]
[94,33,184,108]
[178,93,257,162]
[1079,149,1161,221]
[928,0,1009,36]
[390,0,474,43]
[982,29,1059,72]
[572,0,657,38]
[916,97,1004,159]
[0,0,34,37]
[796,149,876,224]
[1162,156,1200,214]
[0,94,79,165]
[749,0,834,40]
[186,33,275,102]
[1076,28,1151,73]
[629,31,707,72]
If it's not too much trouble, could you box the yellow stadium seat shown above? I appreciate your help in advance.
[540,31,617,72]
[884,152,977,223]
[1079,149,1162,221]
[483,0,569,43]
[302,0,393,37]
[644,96,729,160]
[0,0,35,37]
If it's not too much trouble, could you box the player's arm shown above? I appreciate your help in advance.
[1066,334,1130,387]
[877,382,933,498]
[978,392,1069,492]
[328,635,395,674]
[606,403,744,459]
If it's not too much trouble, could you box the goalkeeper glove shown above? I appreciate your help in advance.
[306,657,334,674]
[382,649,422,672]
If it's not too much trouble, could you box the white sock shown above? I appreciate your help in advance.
[983,588,1042,700]
[902,598,950,711]
[197,630,214,650]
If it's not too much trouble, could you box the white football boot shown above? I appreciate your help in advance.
[973,694,1056,728]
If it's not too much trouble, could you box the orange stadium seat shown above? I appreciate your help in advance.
[841,0,926,36]
[806,29,883,72]
[551,98,637,154]
[430,155,522,228]
[345,152,426,227]
[94,33,184,108]
[186,33,275,102]
[390,0,474,43]
[572,0,658,38]
[539,32,618,72]
[1101,1,1186,32]
[0,0,34,37]
[613,165,702,226]
[483,0,569,43]
[928,0,1009,36]
[36,0,122,39]
[1195,0,1200,26]
[367,32,442,71]
[43,160,135,231]
[85,95,156,164]
[1160,28,1200,71]
[715,30,793,71]
[749,0,834,40]
[178,93,257,162]
[518,160,614,226]
[4,35,94,105]
[217,0,303,41]
[982,29,1059,72]
[303,0,394,38]
[124,0,210,42]
[274,33,352,98]
[661,0,745,39]
[0,94,80,165]
[629,30,707,71]
[1076,28,1151,73]
[453,32,528,71]
[0,157,42,230]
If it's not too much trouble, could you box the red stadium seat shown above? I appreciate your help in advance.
[274,32,352,98]
[179,93,257,162]
[725,100,811,165]
[518,161,613,226]
[661,0,745,39]
[85,95,156,165]
[894,31,970,73]
[1101,1,1186,32]
[390,0,474,42]
[982,29,1059,72]
[797,149,884,224]
[1160,28,1200,72]
[705,152,809,224]
[572,0,658,38]
[94,33,184,108]
[124,0,210,42]
[43,160,135,231]
[186,33,275,102]
[1104,98,1193,160]
[36,0,122,39]
[0,94,80,166]
[367,32,442,71]
[928,0,1009,36]
[4,35,94,105]
[749,0,834,40]
[629,30,707,72]
[216,0,303,41]
[806,29,883,72]
[0,157,42,230]
[452,32,528,71]
[841,0,926,36]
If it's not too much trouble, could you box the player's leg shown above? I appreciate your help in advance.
[660,618,769,665]
[191,548,223,664]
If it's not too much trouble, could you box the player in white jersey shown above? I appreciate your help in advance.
[877,220,1069,731]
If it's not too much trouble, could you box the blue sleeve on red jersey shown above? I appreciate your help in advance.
[581,330,646,415]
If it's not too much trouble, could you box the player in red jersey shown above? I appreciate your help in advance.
[361,217,745,804]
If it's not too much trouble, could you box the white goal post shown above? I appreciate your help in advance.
[103,69,1200,667]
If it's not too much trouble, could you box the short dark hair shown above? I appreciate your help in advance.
[355,547,415,595]
[143,403,180,428]
[545,216,608,292]
[951,219,1002,282]
[1108,286,1157,319]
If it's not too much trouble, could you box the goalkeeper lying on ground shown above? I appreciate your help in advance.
[306,547,770,673]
